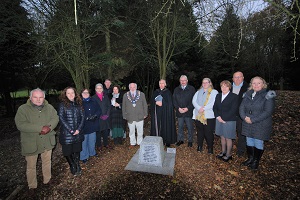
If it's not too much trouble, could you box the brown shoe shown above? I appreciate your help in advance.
[27,188,36,197]
[44,179,56,187]
[104,145,114,150]
[128,145,136,149]
[97,146,103,151]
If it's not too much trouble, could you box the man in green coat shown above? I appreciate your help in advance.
[15,88,59,195]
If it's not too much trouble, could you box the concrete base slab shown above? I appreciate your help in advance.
[125,148,176,176]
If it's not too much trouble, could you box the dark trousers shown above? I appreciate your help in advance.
[195,119,215,149]
[96,129,109,147]
[236,117,246,154]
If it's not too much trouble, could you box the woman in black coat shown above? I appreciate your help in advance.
[59,87,85,176]
[213,80,238,162]
[110,85,125,145]
[239,76,276,170]
[93,83,112,150]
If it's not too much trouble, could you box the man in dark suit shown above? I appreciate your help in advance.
[231,71,248,157]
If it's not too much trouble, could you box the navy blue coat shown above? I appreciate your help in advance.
[82,98,102,134]
[239,89,276,141]
[59,102,85,145]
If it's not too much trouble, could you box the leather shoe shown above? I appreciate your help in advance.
[44,179,56,187]
[197,146,202,152]
[105,145,114,150]
[97,146,103,151]
[175,141,184,146]
[27,188,36,197]
[208,148,213,154]
[222,155,233,162]
[82,159,88,164]
[188,142,192,147]
[129,145,136,149]
[216,152,226,159]
[166,143,170,147]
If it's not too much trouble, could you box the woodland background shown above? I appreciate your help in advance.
[1,0,300,117]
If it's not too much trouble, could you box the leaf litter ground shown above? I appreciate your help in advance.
[0,90,299,199]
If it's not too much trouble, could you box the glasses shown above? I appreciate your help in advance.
[82,92,89,94]
[233,76,243,79]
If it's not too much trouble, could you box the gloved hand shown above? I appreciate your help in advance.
[40,126,51,135]
[87,115,98,121]
[100,115,109,120]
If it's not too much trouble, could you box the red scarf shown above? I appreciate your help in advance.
[96,92,103,101]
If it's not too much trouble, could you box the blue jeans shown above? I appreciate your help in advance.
[80,132,96,160]
[177,117,194,143]
[246,137,264,150]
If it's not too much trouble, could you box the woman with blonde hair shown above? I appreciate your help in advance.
[239,76,276,170]
[192,78,218,154]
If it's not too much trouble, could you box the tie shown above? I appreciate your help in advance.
[132,93,135,98]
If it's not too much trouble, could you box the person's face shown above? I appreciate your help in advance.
[66,88,75,101]
[113,87,119,94]
[129,83,137,92]
[81,89,90,98]
[251,78,264,92]
[159,80,166,90]
[233,72,244,86]
[104,80,111,89]
[221,84,230,94]
[180,77,188,87]
[202,79,211,89]
[30,91,45,106]
[95,85,103,94]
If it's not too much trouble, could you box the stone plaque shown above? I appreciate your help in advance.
[138,136,164,167]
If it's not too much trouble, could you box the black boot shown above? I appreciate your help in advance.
[73,152,82,175]
[242,146,254,166]
[65,155,77,175]
[249,148,264,170]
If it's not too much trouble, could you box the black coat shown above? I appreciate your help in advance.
[239,89,276,141]
[93,93,111,131]
[231,82,248,118]
[213,92,239,121]
[150,88,177,144]
[59,102,85,145]
[173,85,196,118]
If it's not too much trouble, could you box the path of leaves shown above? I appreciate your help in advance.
[0,91,299,199]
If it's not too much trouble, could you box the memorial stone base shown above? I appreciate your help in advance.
[125,136,176,176]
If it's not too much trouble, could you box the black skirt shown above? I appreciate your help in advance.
[61,142,82,156]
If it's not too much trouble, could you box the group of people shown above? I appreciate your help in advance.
[15,72,276,195]
[150,72,276,171]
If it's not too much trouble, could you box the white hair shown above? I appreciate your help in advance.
[95,83,103,89]
[128,83,137,88]
[30,88,45,98]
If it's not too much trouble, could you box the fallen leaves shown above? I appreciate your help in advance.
[0,91,299,199]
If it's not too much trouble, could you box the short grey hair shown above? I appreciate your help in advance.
[95,83,103,89]
[30,88,45,98]
[128,83,137,88]
[179,75,188,81]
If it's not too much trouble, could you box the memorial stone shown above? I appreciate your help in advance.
[138,136,164,167]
